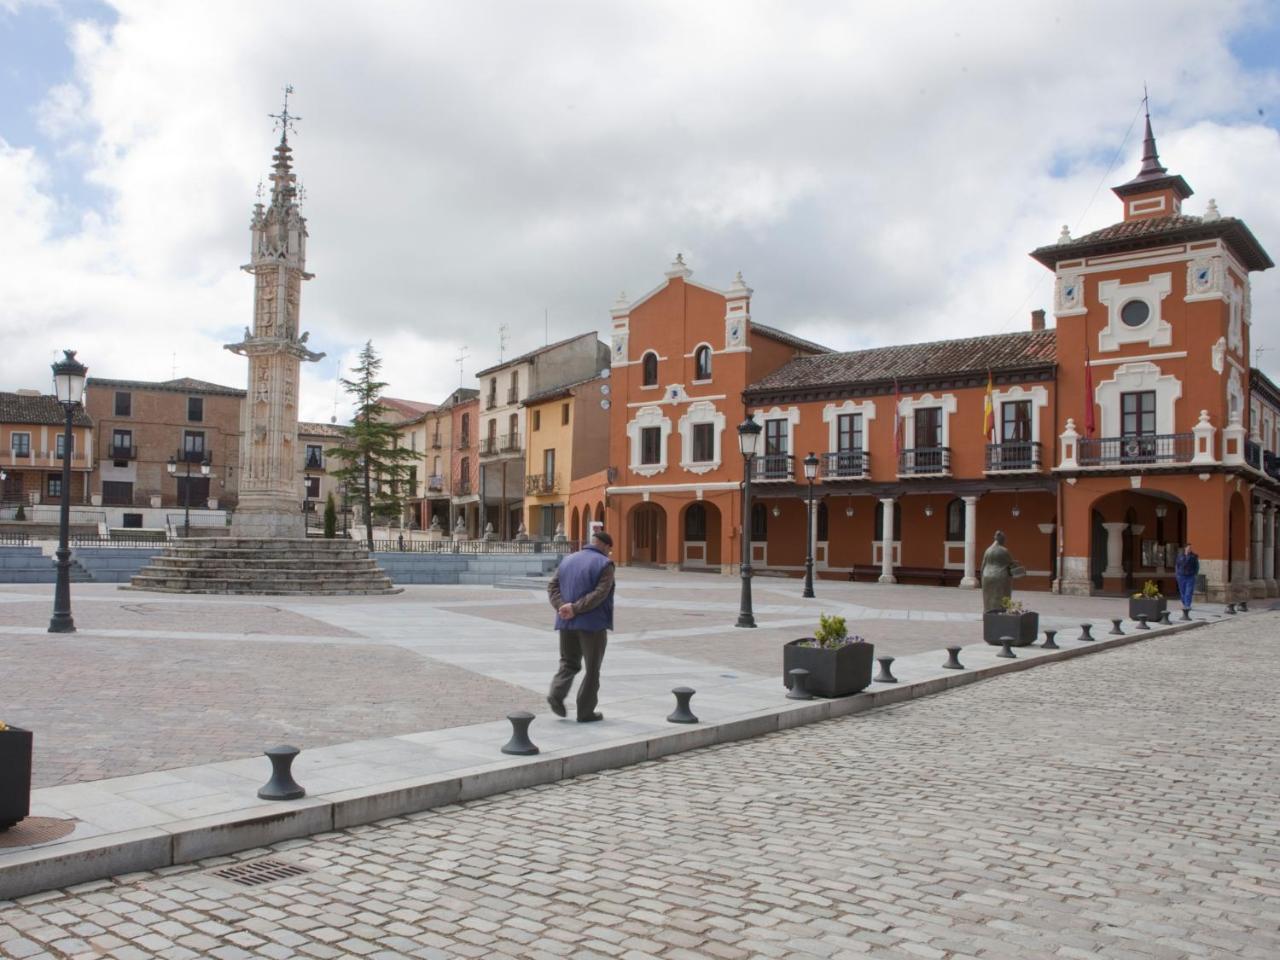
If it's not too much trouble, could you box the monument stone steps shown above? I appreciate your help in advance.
[127,537,401,596]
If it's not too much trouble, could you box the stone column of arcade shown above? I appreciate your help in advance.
[1250,502,1266,597]
[1267,503,1278,596]
[1101,521,1128,581]
[878,497,896,584]
[959,495,979,588]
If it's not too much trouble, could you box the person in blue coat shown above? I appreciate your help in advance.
[1175,543,1199,612]
[547,531,615,722]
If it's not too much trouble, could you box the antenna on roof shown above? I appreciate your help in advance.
[455,345,470,386]
[330,376,340,424]
[498,323,510,363]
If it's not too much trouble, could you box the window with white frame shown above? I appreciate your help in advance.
[641,352,659,387]
[627,406,672,477]
[677,400,725,474]
[693,345,712,381]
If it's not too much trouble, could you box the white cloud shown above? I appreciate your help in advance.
[1,0,1279,418]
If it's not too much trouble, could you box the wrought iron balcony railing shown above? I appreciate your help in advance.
[506,388,519,405]
[898,446,951,476]
[456,479,472,496]
[1265,450,1280,481]
[500,432,522,453]
[984,441,1041,472]
[480,436,500,456]
[1077,433,1193,467]
[304,453,324,470]
[751,453,794,482]
[485,395,498,410]
[457,436,470,450]
[180,449,210,465]
[427,475,445,492]
[109,444,136,461]
[525,474,560,495]
[431,434,442,449]
[1245,439,1262,470]
[819,450,869,480]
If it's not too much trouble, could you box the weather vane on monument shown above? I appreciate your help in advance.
[269,84,301,138]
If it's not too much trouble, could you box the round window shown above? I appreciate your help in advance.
[1120,300,1150,327]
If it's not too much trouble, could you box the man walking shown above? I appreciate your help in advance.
[547,531,615,722]
[1175,542,1199,613]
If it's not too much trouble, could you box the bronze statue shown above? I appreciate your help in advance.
[980,530,1020,613]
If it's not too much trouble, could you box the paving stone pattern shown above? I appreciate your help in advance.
[3,612,1277,959]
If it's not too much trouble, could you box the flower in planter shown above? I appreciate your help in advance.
[802,613,866,649]
[1000,596,1025,615]
[0,721,6,732]
[1132,579,1163,600]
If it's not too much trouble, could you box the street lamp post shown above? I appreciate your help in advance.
[167,450,211,538]
[803,452,819,599]
[736,414,762,628]
[49,349,87,634]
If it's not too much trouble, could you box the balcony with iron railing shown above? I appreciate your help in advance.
[427,475,445,492]
[457,435,470,450]
[751,453,794,482]
[431,434,442,449]
[506,387,519,405]
[480,436,500,456]
[456,478,472,496]
[1077,433,1193,467]
[1265,450,1280,481]
[898,446,951,477]
[109,444,136,461]
[819,450,869,480]
[304,452,324,471]
[984,441,1042,473]
[3,449,90,469]
[500,432,522,454]
[485,394,498,410]
[179,449,210,465]
[525,473,561,496]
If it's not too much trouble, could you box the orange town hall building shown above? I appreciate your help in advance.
[604,114,1279,602]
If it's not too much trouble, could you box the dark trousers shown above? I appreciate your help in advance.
[1177,574,1195,609]
[549,629,608,717]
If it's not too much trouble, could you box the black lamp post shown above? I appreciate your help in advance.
[167,450,211,538]
[736,413,762,628]
[49,349,87,634]
[803,451,819,599]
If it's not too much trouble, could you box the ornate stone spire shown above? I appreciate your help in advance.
[1111,93,1192,220]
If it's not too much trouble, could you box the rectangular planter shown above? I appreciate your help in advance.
[782,639,875,698]
[1128,596,1167,622]
[983,611,1039,646]
[0,726,33,830]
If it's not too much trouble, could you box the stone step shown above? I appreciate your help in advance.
[123,583,401,596]
[143,558,382,571]
[128,574,397,592]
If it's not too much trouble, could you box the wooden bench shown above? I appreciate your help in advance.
[849,564,963,586]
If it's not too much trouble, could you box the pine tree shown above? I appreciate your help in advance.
[323,491,337,539]
[325,341,418,548]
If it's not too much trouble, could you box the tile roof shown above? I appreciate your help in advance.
[1030,214,1273,271]
[746,329,1057,396]
[0,391,93,427]
[380,397,438,423]
[87,376,246,397]
[474,332,604,377]
[522,374,603,407]
[751,322,833,355]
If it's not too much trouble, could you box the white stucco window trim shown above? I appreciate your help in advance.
[991,384,1049,445]
[1095,362,1183,437]
[756,405,802,453]
[627,405,672,478]
[897,393,958,448]
[1097,272,1173,352]
[677,400,726,475]
[822,399,876,452]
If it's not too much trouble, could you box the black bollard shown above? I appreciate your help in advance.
[668,686,699,723]
[1136,614,1150,631]
[943,646,964,670]
[1109,618,1124,635]
[1239,601,1249,613]
[1041,629,1059,650]
[1079,623,1095,642]
[501,711,539,755]
[996,636,1016,658]
[1179,607,1191,621]
[258,745,305,801]
[786,668,814,700]
[1225,602,1236,615]
[1159,610,1172,625]
[874,656,898,684]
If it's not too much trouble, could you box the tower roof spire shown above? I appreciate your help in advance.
[1111,91,1192,216]
[265,85,301,209]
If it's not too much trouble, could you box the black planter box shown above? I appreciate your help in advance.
[783,639,875,697]
[0,726,33,830]
[983,611,1039,646]
[1128,596,1167,621]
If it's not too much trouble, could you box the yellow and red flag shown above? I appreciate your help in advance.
[982,371,995,441]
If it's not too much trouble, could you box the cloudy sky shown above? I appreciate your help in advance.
[2,0,1279,423]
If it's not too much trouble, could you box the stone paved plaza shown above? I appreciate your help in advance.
[0,610,1276,959]
[0,571,1133,787]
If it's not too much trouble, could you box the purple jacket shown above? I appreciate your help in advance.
[549,546,615,631]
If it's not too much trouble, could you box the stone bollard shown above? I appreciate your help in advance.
[996,636,1016,659]
[1159,610,1172,625]
[668,686,699,723]
[1079,623,1095,642]
[1136,614,1150,631]
[1109,618,1124,635]
[943,646,964,670]
[1041,629,1059,650]
[257,745,305,801]
[1239,601,1249,613]
[1225,602,1237,615]
[1179,607,1192,621]
[501,711,539,756]
[874,656,898,684]
[786,668,814,700]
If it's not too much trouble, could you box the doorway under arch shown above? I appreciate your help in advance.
[679,500,723,568]
[1088,488,1186,595]
[629,502,667,565]
[570,506,580,544]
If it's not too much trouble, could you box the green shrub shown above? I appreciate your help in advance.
[323,492,337,538]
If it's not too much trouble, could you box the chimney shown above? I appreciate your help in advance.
[1030,309,1046,332]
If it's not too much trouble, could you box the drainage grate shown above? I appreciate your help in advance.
[206,857,311,888]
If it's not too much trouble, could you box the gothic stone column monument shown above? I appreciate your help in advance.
[225,120,324,539]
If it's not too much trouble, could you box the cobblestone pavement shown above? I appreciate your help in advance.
[3,612,1275,959]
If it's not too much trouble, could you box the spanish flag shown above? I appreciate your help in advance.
[982,371,995,441]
